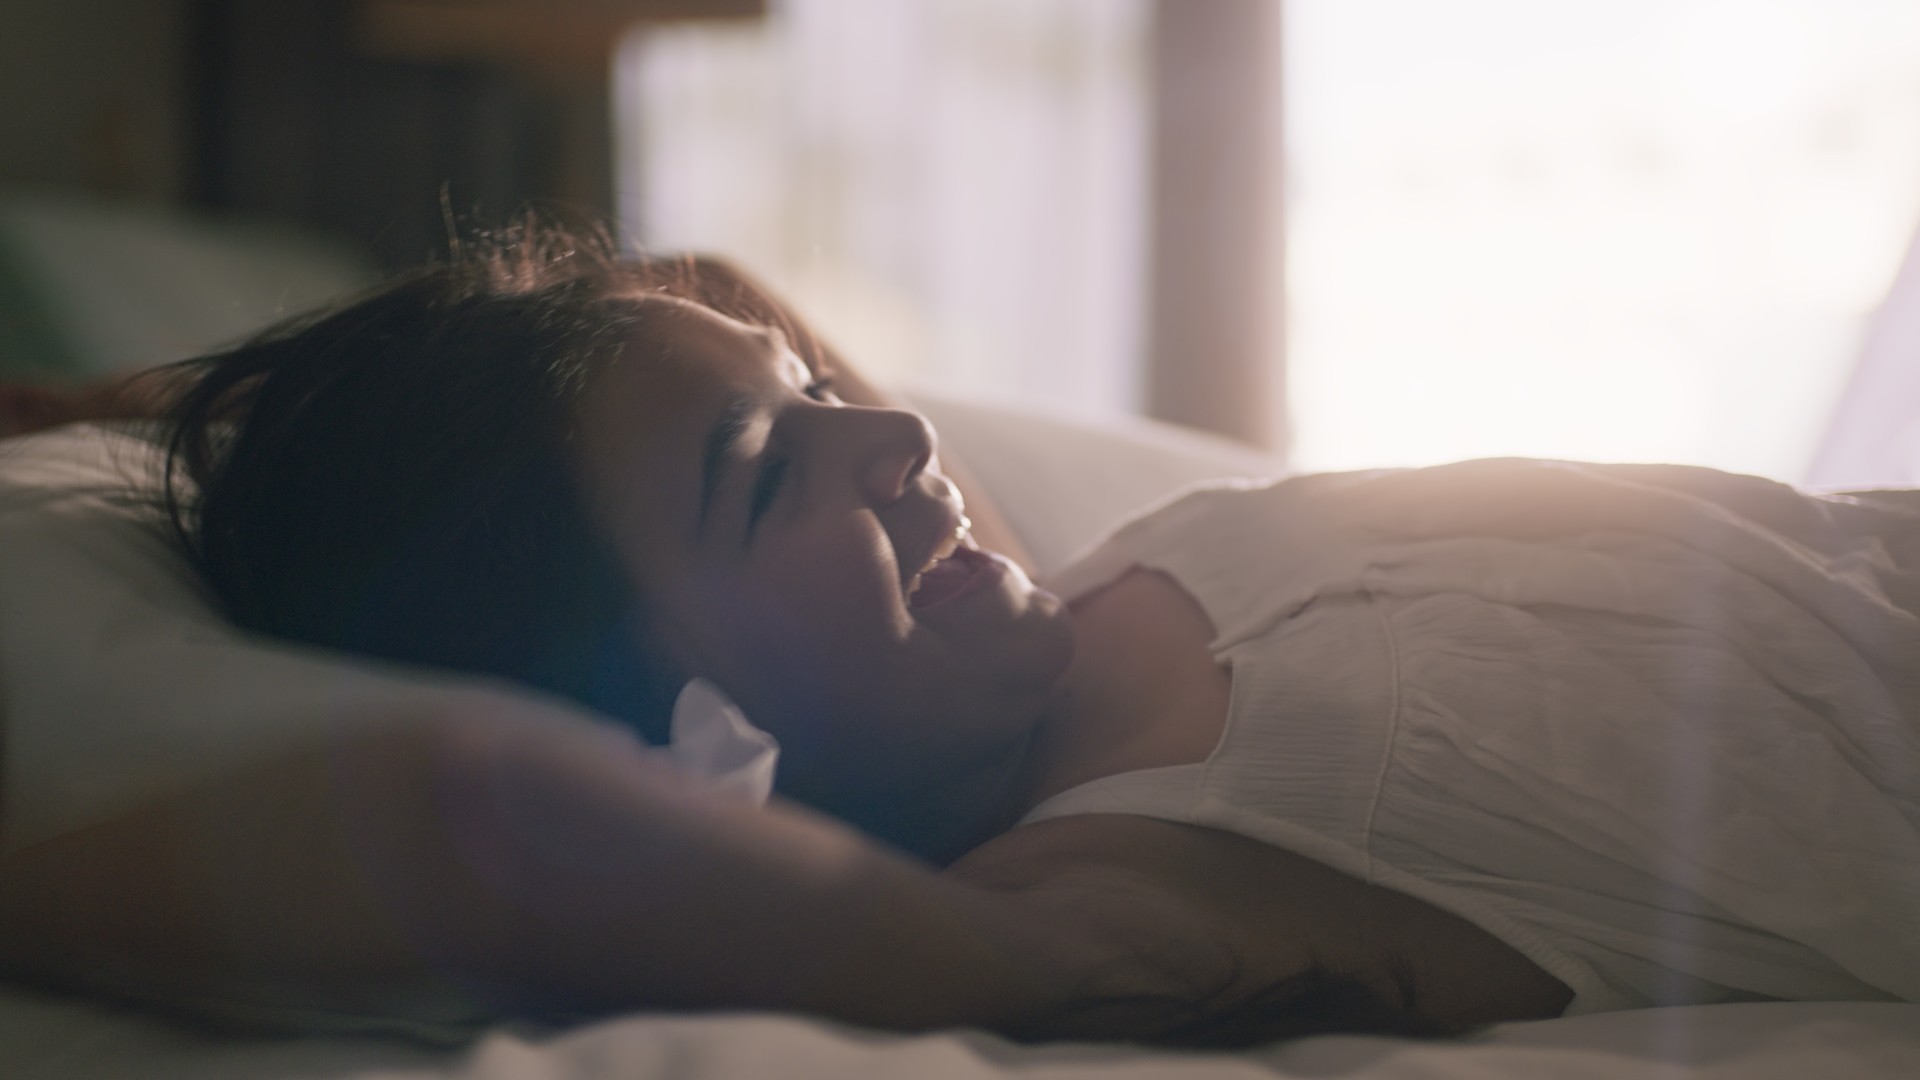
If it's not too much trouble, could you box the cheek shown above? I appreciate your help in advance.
[751,526,903,645]
[681,527,907,720]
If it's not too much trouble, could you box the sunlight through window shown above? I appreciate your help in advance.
[1284,0,1920,481]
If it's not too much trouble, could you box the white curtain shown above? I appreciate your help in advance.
[1283,0,1920,482]
[1807,221,1920,488]
[616,0,1149,416]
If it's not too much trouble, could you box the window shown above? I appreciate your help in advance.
[622,0,1920,483]
[1285,0,1920,481]
[617,0,1148,416]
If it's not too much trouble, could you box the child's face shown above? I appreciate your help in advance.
[575,295,1075,804]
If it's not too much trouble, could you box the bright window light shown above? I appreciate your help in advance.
[1284,0,1920,481]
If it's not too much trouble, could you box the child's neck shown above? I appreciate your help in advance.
[829,567,1230,865]
[991,568,1233,837]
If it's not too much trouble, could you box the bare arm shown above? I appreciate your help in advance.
[0,697,1227,1037]
[0,696,1562,1043]
[0,368,188,438]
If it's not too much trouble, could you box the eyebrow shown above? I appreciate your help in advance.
[697,395,755,536]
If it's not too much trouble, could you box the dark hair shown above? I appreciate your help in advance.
[161,222,720,744]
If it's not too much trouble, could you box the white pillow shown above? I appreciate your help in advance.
[0,425,567,851]
[0,405,1282,850]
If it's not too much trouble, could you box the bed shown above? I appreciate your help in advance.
[3,197,1919,1078]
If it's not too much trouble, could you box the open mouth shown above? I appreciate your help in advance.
[905,517,989,609]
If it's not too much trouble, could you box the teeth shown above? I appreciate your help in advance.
[906,520,974,600]
[922,535,960,573]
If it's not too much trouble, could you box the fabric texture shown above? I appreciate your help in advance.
[1021,459,1920,1014]
[0,424,718,854]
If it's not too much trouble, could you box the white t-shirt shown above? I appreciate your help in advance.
[1022,460,1920,1013]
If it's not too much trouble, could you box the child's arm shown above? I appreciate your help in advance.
[0,695,1205,1037]
[0,368,187,438]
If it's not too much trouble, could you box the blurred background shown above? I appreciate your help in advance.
[5,0,1920,486]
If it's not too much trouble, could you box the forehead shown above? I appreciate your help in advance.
[623,293,783,373]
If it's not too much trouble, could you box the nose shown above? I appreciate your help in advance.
[845,406,937,507]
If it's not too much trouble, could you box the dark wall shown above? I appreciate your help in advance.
[191,0,588,268]
[0,0,618,268]
[0,0,193,202]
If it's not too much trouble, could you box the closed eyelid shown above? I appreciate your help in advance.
[699,397,754,537]
[725,371,835,546]
[745,451,790,543]
[741,399,804,545]
[739,392,828,545]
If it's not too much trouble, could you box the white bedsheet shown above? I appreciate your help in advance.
[7,986,1918,1080]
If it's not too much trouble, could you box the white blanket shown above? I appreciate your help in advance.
[6,986,1918,1079]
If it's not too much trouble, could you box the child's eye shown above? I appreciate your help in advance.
[804,375,838,402]
[747,451,791,542]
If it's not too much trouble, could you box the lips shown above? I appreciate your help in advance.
[904,514,972,602]
[907,543,1000,610]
